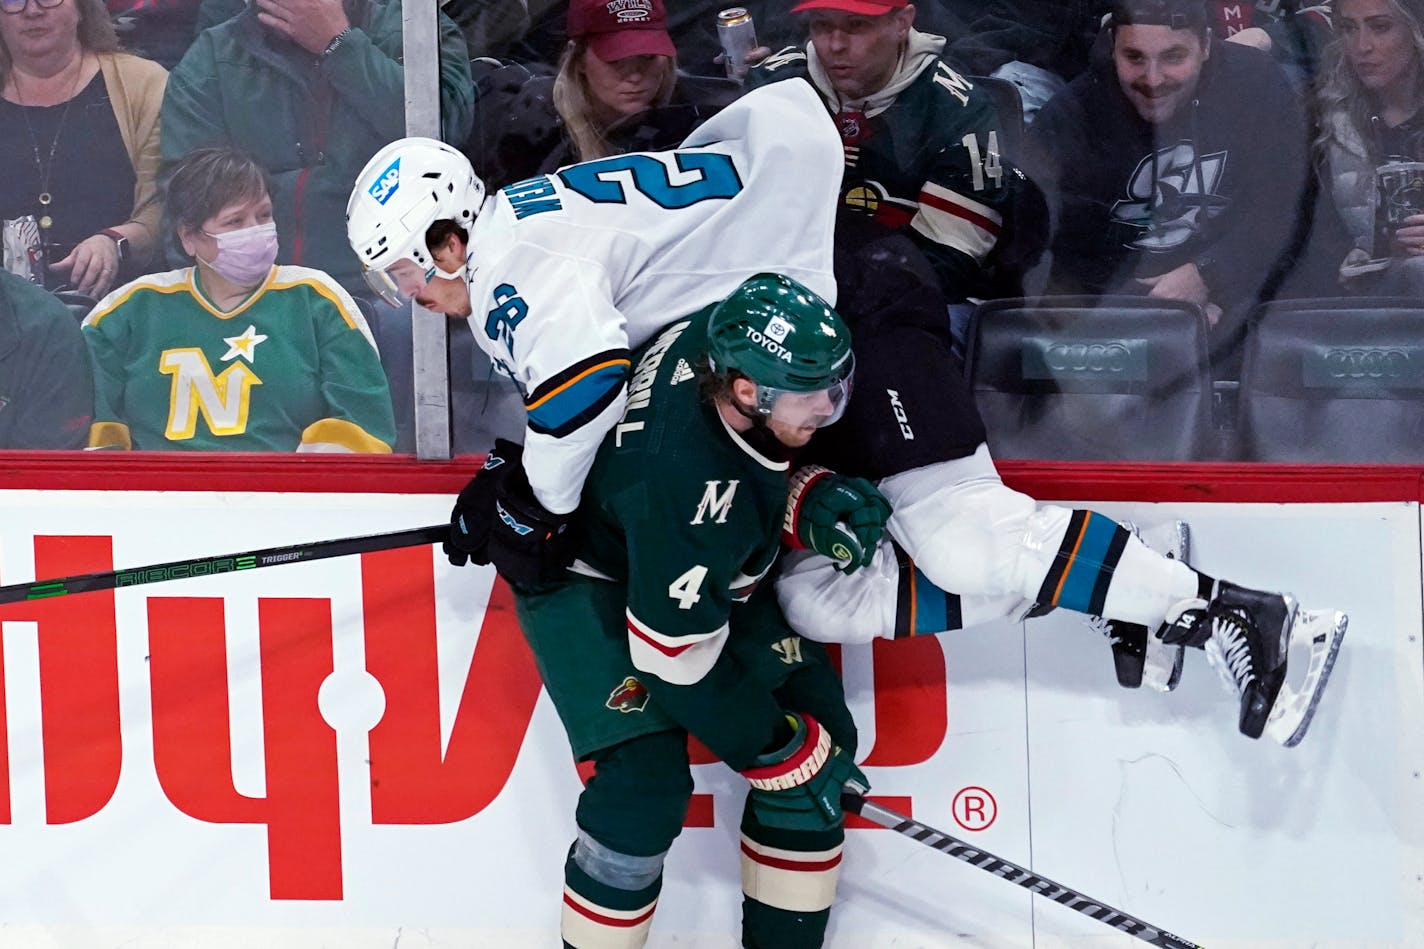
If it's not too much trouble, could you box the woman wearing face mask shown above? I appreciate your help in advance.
[80,146,396,452]
[1316,0,1424,292]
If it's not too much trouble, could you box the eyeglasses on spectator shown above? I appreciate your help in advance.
[1,0,65,14]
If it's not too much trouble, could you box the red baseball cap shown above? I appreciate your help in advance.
[567,0,677,62]
[791,0,909,14]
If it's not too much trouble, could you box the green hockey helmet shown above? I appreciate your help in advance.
[707,273,854,429]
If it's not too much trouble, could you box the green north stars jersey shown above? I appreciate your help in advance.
[82,266,396,452]
[577,313,790,686]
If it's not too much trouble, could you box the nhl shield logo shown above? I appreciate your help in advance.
[606,675,649,713]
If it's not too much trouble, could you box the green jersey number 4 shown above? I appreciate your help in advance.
[668,565,708,610]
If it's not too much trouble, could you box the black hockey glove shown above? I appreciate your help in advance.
[444,439,522,567]
[487,464,578,587]
[783,465,892,575]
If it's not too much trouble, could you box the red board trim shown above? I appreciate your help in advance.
[1,453,1422,502]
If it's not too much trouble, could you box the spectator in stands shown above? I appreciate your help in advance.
[82,146,395,452]
[1024,0,1312,363]
[161,0,473,296]
[463,0,739,190]
[0,0,165,296]
[163,0,470,453]
[515,0,970,79]
[747,0,1044,310]
[0,269,92,448]
[1316,0,1424,293]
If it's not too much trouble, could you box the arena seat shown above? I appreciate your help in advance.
[970,74,1024,160]
[965,296,1216,461]
[1235,297,1424,462]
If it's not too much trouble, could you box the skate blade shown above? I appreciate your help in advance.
[1141,520,1188,692]
[1137,520,1191,564]
[1264,609,1348,748]
[1097,520,1190,692]
[1142,638,1184,692]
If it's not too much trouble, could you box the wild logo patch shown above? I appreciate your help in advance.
[843,181,916,229]
[606,675,649,713]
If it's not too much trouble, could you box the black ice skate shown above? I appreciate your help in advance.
[1085,521,1189,692]
[1160,581,1347,747]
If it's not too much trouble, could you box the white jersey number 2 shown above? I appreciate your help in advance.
[559,153,743,209]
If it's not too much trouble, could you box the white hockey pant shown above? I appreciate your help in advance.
[776,445,1202,644]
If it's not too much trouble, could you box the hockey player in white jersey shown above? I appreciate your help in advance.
[347,78,842,584]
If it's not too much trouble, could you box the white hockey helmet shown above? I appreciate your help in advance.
[346,137,486,308]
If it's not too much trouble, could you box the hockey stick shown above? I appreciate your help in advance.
[0,524,449,605]
[842,783,1204,949]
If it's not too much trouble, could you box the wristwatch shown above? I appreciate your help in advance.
[321,27,352,62]
[100,228,128,267]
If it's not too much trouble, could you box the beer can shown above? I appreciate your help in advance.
[717,7,757,82]
[1376,161,1424,228]
[2,215,45,285]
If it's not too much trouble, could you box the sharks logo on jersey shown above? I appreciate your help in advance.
[1111,143,1230,251]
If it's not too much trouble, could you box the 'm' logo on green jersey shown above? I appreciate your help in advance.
[690,480,738,525]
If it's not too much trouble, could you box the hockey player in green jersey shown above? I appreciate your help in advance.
[84,147,396,452]
[503,274,888,948]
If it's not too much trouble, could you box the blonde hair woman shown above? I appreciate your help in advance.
[552,0,678,162]
[1315,0,1424,290]
[461,0,740,189]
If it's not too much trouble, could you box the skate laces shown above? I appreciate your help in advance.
[1202,607,1259,696]
[1084,614,1115,643]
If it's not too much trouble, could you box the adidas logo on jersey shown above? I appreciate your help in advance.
[669,359,694,385]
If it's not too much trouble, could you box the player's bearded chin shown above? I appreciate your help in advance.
[728,396,799,461]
